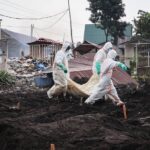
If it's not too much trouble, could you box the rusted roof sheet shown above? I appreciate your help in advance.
[28,38,62,45]
[73,41,101,54]
[112,67,138,86]
[70,70,92,79]
[69,54,138,86]
[69,53,94,72]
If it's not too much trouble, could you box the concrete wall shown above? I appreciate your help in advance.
[7,38,29,58]
[0,31,29,59]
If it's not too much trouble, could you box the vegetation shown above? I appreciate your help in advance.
[0,70,16,86]
[134,10,150,38]
[87,0,127,44]
[130,58,136,75]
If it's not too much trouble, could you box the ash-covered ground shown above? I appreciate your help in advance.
[0,83,150,150]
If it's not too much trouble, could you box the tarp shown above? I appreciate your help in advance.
[46,69,138,102]
[67,74,99,97]
[67,70,138,98]
[67,75,120,103]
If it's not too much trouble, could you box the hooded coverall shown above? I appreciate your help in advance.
[47,42,71,99]
[85,50,125,106]
[92,42,113,75]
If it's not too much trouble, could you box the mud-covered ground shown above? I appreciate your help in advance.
[0,83,150,150]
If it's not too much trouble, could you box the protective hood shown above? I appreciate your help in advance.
[61,41,71,52]
[103,42,113,53]
[65,49,74,60]
[107,49,117,60]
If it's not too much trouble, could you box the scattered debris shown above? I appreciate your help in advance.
[0,83,150,150]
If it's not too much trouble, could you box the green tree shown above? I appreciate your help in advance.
[134,10,150,38]
[87,0,127,45]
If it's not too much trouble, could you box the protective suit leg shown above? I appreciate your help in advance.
[85,76,110,104]
[104,94,109,101]
[108,81,123,105]
[47,84,66,99]
[47,68,67,99]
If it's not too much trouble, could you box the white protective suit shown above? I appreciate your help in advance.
[47,41,71,99]
[92,42,113,75]
[85,50,124,105]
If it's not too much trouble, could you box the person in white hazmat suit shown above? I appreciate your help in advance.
[92,42,113,76]
[85,49,127,106]
[91,42,113,100]
[47,41,71,99]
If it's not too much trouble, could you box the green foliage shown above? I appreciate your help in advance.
[0,70,16,86]
[130,59,136,74]
[134,10,150,38]
[87,0,127,44]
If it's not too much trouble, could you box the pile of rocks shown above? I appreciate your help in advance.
[4,57,53,93]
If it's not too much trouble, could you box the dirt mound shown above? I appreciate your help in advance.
[0,85,150,150]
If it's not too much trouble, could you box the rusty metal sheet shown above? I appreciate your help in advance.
[69,54,138,86]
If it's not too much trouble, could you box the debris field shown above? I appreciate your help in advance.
[0,83,150,150]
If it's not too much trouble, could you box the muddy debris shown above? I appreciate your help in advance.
[0,83,150,150]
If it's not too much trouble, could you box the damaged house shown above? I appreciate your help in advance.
[120,37,150,76]
[0,29,36,58]
[28,38,62,66]
[0,29,36,70]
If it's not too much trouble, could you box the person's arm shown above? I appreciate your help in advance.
[95,51,103,75]
[55,51,68,73]
[117,62,127,71]
[108,59,127,72]
[96,61,101,75]
[57,63,67,73]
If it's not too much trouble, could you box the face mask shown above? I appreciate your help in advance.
[108,48,113,52]
[66,46,71,51]
[65,50,74,60]
[106,48,112,53]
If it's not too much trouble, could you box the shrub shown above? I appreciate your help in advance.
[0,70,16,86]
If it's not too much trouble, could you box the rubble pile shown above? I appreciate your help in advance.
[7,57,50,76]
[4,57,52,93]
[0,83,150,150]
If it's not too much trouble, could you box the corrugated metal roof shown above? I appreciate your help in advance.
[73,41,101,54]
[28,38,62,45]
[112,67,138,86]
[69,53,138,86]
[69,53,94,72]
[70,70,92,79]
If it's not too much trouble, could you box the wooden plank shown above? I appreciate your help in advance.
[50,144,55,150]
